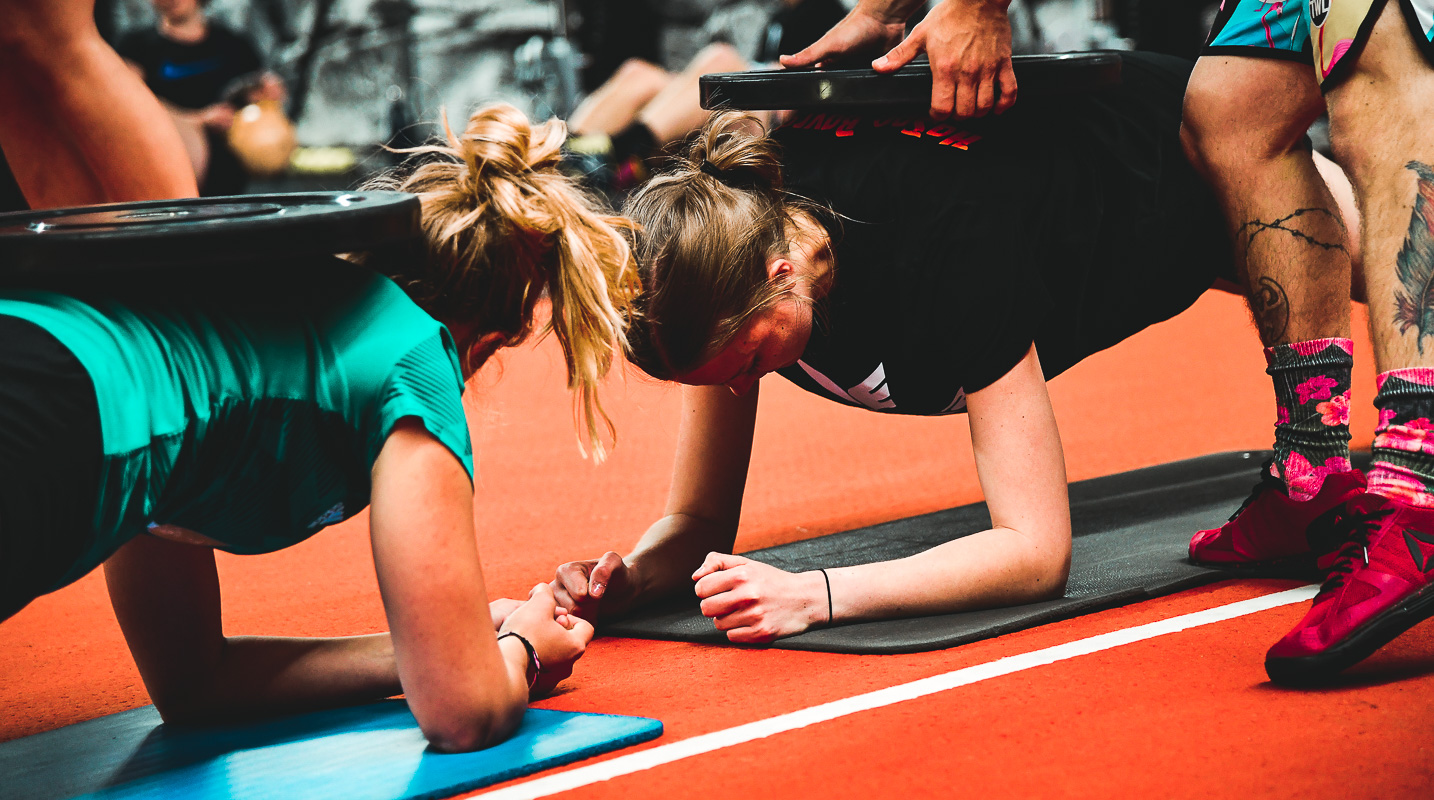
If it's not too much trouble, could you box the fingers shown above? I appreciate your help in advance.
[551,578,578,613]
[930,67,957,120]
[725,626,779,645]
[779,42,828,70]
[569,616,596,645]
[872,34,920,73]
[994,59,1018,115]
[588,552,625,599]
[525,582,558,613]
[691,552,748,582]
[694,566,749,605]
[954,65,984,119]
[554,561,594,606]
[488,598,522,631]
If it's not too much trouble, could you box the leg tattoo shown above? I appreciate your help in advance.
[1237,208,1349,346]
[1393,161,1434,354]
[1254,276,1291,344]
[1236,207,1349,251]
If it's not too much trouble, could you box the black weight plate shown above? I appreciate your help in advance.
[699,52,1123,111]
[0,191,420,277]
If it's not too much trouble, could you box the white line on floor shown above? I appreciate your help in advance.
[477,585,1318,800]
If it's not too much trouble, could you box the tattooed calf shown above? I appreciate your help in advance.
[1235,207,1350,254]
[1253,276,1291,344]
[1393,161,1434,354]
[1235,207,1349,345]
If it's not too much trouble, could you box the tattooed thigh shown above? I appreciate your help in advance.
[1392,161,1434,354]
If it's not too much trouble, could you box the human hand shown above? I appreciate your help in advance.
[199,103,236,130]
[692,553,829,644]
[487,598,522,631]
[249,72,287,104]
[499,583,595,698]
[778,5,907,70]
[551,551,638,623]
[874,0,1017,119]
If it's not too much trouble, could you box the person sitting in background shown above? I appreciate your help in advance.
[565,0,846,200]
[117,0,285,195]
[565,42,752,200]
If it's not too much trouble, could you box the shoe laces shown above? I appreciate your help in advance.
[1225,460,1285,522]
[1319,504,1393,590]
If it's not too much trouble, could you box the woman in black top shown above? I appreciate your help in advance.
[550,52,1356,640]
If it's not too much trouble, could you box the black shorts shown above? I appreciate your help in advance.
[0,316,104,621]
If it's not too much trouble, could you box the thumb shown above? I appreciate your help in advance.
[589,552,623,598]
[873,33,922,72]
[692,552,747,581]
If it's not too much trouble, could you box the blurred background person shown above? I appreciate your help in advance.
[117,0,288,195]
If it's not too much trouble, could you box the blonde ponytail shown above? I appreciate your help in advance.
[366,103,640,459]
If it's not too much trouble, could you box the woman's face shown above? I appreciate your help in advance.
[675,295,814,396]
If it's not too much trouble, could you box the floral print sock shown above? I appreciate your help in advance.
[1368,368,1434,507]
[1266,338,1354,500]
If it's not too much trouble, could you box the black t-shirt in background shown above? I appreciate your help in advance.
[116,25,261,110]
[772,51,1230,417]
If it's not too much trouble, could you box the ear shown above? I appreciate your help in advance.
[766,256,796,282]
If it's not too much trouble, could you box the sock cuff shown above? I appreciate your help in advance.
[1265,338,1355,369]
[1376,368,1434,391]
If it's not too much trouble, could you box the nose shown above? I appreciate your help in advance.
[727,375,757,396]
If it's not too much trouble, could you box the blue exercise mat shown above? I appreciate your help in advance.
[0,701,662,800]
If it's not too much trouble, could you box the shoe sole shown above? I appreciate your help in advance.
[1265,581,1434,686]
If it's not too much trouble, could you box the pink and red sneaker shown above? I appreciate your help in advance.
[1265,492,1434,684]
[1190,466,1366,574]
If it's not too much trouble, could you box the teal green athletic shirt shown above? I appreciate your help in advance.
[0,259,473,591]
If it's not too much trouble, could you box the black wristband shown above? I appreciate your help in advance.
[498,632,542,690]
[817,568,833,626]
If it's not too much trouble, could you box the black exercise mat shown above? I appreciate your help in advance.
[603,451,1359,654]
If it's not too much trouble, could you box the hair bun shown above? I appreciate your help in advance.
[699,160,769,192]
[686,111,783,194]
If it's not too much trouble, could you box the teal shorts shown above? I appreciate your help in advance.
[1204,0,1434,87]
[1205,0,1312,62]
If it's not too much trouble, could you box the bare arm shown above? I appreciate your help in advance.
[693,345,1072,642]
[108,420,589,752]
[552,383,761,621]
[104,536,406,725]
[0,0,196,208]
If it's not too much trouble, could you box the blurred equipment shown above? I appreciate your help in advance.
[228,100,299,176]
[0,192,418,277]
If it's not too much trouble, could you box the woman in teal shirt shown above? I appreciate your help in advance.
[0,0,636,752]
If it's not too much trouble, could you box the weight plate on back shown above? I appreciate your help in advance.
[0,191,420,278]
[699,52,1124,111]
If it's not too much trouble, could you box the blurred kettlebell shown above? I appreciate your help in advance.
[227,100,297,177]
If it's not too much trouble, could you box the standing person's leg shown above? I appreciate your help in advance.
[1266,0,1434,682]
[0,0,196,208]
[1182,55,1364,569]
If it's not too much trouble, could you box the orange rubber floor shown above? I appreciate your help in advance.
[2,291,1431,798]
